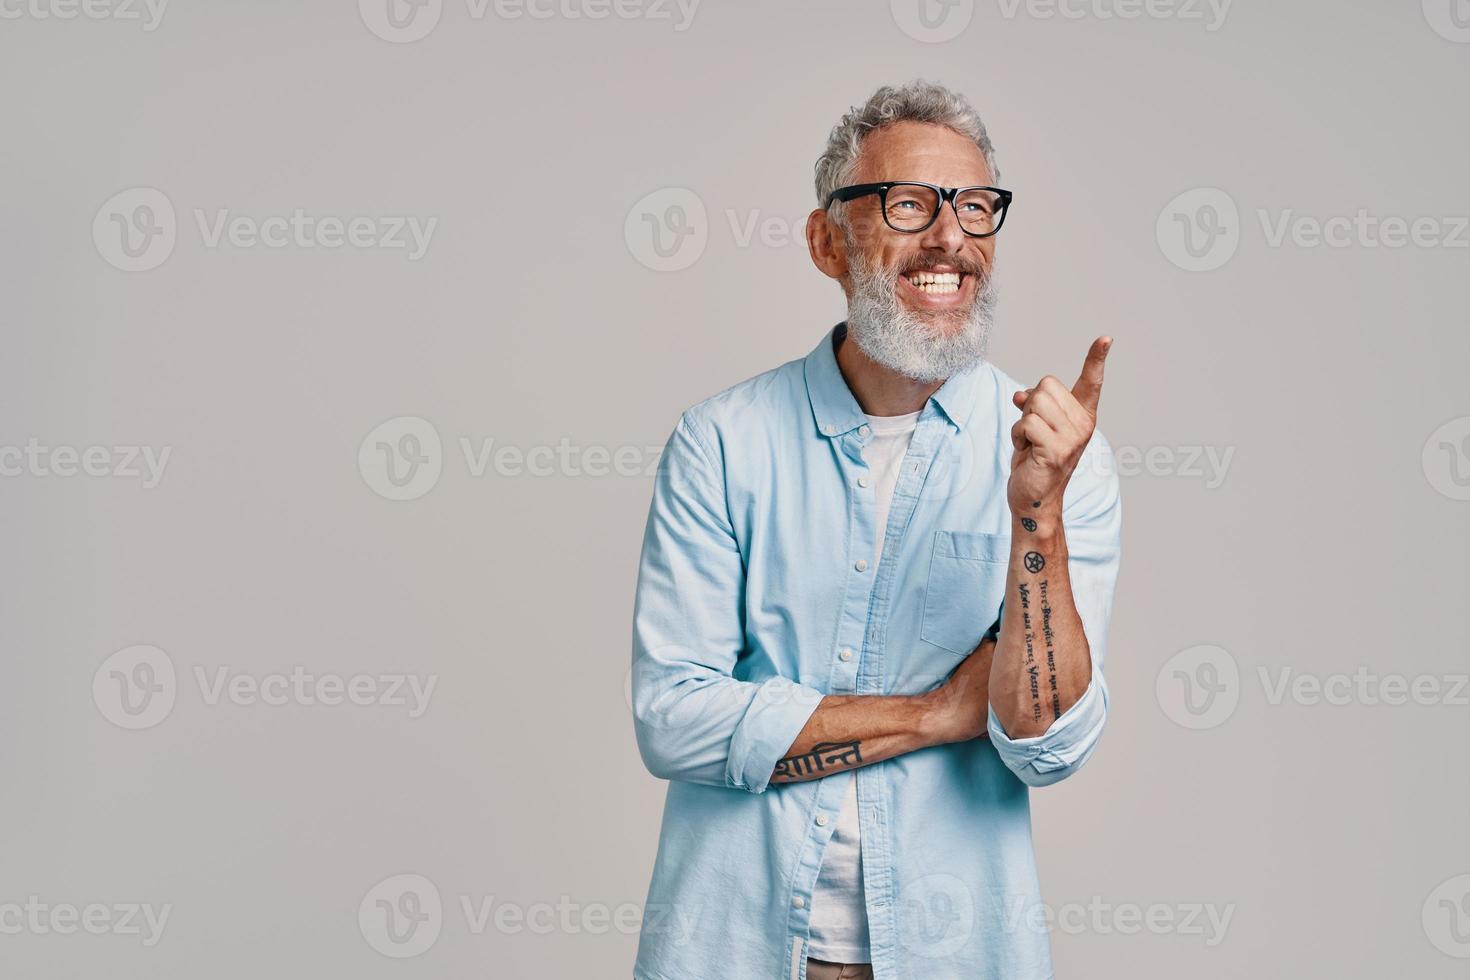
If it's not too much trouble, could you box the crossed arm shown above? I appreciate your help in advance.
[772,340,1116,783]
[768,635,994,783]
[631,344,1118,795]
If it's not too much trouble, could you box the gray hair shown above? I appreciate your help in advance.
[813,80,999,221]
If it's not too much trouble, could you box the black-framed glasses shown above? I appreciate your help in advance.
[826,181,1013,238]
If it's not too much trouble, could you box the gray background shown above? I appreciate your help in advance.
[3,1,1469,977]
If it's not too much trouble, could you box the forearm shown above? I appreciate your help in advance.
[770,644,990,783]
[989,507,1093,739]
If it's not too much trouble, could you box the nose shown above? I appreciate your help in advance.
[915,196,967,254]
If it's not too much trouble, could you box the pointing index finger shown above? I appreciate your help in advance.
[1072,336,1112,414]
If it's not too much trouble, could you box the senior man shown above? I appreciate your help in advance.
[629,79,1122,980]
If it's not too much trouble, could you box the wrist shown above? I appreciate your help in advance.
[914,689,961,746]
[1011,505,1065,540]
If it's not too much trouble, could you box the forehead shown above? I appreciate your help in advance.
[850,120,994,187]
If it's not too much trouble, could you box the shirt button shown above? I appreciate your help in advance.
[855,559,868,572]
[839,649,853,662]
[792,896,806,909]
[857,476,870,488]
[859,425,871,437]
[822,424,835,435]
[816,814,829,826]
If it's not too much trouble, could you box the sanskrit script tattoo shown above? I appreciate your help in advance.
[772,740,863,782]
[1023,551,1046,573]
[1039,580,1061,721]
[1018,582,1041,723]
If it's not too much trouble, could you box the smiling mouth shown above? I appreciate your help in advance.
[901,270,965,295]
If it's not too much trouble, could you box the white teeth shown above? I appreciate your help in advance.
[907,271,961,286]
[907,271,961,294]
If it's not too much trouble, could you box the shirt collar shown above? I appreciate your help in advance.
[803,321,987,437]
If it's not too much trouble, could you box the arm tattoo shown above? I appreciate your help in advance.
[1039,580,1061,721]
[1023,551,1046,573]
[1018,582,1042,723]
[772,740,863,782]
[1021,517,1037,532]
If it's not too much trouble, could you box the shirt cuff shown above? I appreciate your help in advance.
[987,671,1108,787]
[725,676,825,794]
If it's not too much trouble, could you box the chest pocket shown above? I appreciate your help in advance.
[920,530,1009,657]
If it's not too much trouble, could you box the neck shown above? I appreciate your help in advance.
[835,324,943,417]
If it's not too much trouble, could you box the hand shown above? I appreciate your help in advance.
[1006,336,1111,516]
[925,636,996,743]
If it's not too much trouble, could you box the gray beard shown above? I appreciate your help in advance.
[844,252,997,383]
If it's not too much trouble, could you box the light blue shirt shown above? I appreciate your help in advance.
[630,323,1122,980]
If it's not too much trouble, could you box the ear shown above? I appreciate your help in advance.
[806,208,849,282]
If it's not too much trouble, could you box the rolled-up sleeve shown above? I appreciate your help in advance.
[987,430,1122,787]
[630,411,824,794]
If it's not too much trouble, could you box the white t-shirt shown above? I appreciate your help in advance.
[806,407,921,963]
